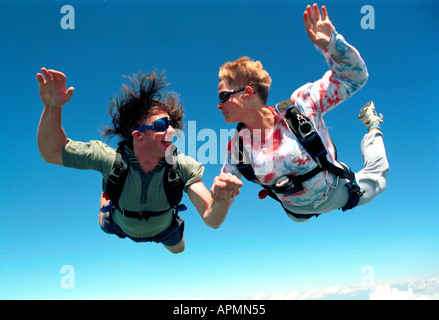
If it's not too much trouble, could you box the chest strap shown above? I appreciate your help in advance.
[102,202,187,221]
[119,206,171,220]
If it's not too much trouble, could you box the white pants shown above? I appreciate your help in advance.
[285,131,389,222]
[356,131,389,206]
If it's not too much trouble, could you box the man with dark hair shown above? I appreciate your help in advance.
[37,68,241,253]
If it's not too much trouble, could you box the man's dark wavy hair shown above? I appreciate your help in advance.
[102,70,184,141]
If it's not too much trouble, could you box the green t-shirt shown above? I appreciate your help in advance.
[62,139,204,238]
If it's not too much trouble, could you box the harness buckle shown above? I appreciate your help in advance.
[351,182,365,197]
[273,175,304,195]
[325,170,339,189]
[297,114,316,139]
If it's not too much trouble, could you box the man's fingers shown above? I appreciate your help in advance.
[41,68,52,81]
[222,179,242,194]
[213,177,227,189]
[220,175,242,189]
[231,177,243,188]
[66,86,75,98]
[48,69,67,83]
[212,172,242,201]
[212,173,242,199]
[36,73,45,85]
[219,172,242,183]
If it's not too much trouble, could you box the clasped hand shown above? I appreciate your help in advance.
[211,173,243,203]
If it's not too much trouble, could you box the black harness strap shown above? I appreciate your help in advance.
[105,140,129,208]
[163,162,185,208]
[235,99,364,214]
[103,141,185,220]
[118,207,173,221]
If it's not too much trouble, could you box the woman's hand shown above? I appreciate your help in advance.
[303,4,334,49]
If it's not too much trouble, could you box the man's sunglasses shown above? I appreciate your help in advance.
[131,117,173,135]
[219,87,245,104]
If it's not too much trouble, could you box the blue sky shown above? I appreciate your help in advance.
[0,0,438,299]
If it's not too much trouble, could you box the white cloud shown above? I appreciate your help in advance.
[251,277,439,300]
[369,277,439,300]
[369,285,416,300]
[252,284,368,300]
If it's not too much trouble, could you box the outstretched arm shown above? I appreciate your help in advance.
[303,4,334,49]
[36,68,74,165]
[293,4,368,117]
[187,173,242,229]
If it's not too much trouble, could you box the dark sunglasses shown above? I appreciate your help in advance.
[219,87,245,104]
[131,117,173,135]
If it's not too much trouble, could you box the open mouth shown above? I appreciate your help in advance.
[161,140,173,148]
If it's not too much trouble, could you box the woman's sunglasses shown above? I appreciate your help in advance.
[218,87,245,104]
[131,117,173,135]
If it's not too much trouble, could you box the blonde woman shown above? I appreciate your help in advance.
[216,4,388,222]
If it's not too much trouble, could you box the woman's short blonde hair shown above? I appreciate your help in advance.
[219,56,272,103]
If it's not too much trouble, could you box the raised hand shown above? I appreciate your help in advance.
[36,68,74,108]
[211,172,243,203]
[303,4,334,49]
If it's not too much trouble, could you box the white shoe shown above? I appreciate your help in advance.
[358,101,383,129]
